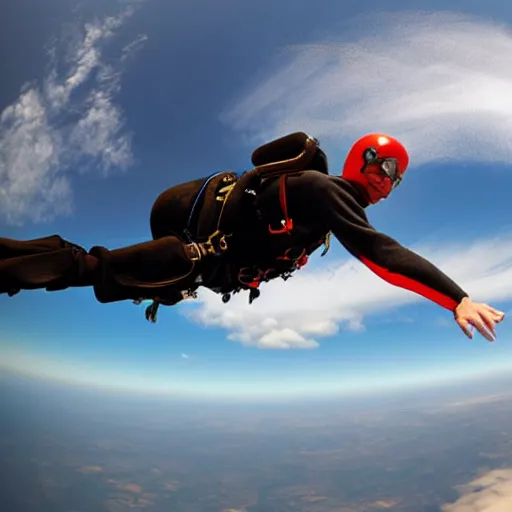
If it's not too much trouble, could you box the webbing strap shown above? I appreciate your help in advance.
[183,171,225,243]
[268,175,293,235]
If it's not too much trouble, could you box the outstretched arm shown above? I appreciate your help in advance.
[318,176,467,310]
[315,175,505,340]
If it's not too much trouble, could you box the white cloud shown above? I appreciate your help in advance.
[182,235,512,349]
[442,393,512,409]
[442,468,512,512]
[181,353,189,359]
[121,34,149,62]
[0,7,146,226]
[220,10,512,168]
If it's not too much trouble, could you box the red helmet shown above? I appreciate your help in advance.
[342,133,409,204]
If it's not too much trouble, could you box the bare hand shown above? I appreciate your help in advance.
[454,297,505,342]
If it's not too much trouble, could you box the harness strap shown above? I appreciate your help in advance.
[268,175,293,235]
[215,133,320,239]
[183,171,226,243]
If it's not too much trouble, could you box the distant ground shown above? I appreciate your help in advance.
[1,371,512,512]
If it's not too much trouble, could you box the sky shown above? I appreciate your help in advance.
[2,0,512,400]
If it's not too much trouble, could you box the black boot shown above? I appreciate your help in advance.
[0,245,95,295]
[89,236,201,304]
[0,235,86,260]
[0,235,202,305]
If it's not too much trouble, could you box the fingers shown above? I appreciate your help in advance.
[454,301,505,342]
[490,312,505,324]
[466,316,495,342]
[456,315,495,342]
[457,318,474,339]
[483,304,505,322]
[492,310,505,323]
[479,311,497,341]
[473,317,496,342]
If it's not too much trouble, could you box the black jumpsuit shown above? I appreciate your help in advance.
[0,170,468,312]
[283,171,467,310]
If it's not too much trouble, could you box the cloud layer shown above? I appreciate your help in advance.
[442,468,512,512]
[184,235,512,349]
[0,7,146,225]
[221,10,512,168]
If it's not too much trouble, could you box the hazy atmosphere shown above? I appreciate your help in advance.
[2,0,512,510]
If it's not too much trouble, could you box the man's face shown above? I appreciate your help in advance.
[364,164,395,203]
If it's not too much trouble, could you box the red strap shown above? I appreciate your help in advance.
[297,254,308,268]
[269,175,293,234]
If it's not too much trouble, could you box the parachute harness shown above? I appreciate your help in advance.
[139,132,331,322]
[227,173,330,305]
[138,173,237,323]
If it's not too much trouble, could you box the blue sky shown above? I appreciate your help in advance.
[2,0,512,400]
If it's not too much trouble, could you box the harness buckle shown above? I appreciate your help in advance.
[218,235,228,251]
[202,230,229,256]
[186,242,203,262]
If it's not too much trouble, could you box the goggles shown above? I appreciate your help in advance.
[361,148,402,189]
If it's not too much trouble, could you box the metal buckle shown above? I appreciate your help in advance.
[187,242,203,261]
[203,231,229,255]
[218,235,228,251]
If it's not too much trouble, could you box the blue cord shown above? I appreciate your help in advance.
[184,171,224,241]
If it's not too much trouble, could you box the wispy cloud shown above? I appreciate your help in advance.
[442,468,512,511]
[221,10,512,168]
[181,353,189,359]
[183,235,512,349]
[0,7,146,226]
[442,393,512,409]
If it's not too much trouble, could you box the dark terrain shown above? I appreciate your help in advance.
[1,372,512,512]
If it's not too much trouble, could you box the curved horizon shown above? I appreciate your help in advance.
[2,338,512,401]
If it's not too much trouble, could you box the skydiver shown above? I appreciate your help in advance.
[0,132,505,341]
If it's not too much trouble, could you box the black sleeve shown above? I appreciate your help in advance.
[315,175,468,311]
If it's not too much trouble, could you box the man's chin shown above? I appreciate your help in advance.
[367,186,390,204]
